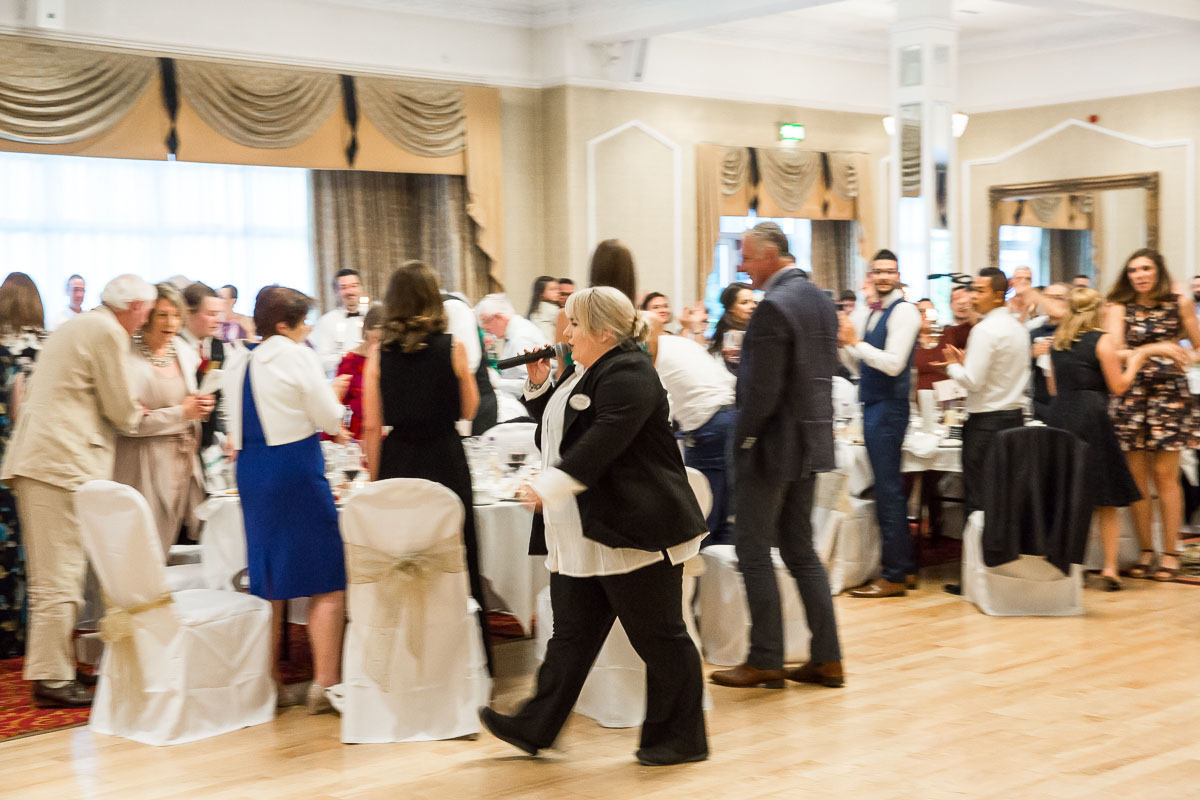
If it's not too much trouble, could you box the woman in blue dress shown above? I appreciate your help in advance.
[226,286,350,714]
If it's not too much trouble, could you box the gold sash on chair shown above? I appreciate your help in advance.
[97,591,175,713]
[346,538,465,689]
[99,592,175,644]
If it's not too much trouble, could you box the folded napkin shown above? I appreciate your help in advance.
[906,431,940,459]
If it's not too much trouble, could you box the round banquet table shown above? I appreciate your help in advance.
[193,494,548,635]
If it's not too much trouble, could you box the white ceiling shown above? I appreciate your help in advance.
[319,0,1200,64]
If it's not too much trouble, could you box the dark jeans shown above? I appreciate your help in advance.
[508,561,707,755]
[863,398,913,584]
[963,409,1025,514]
[683,407,735,547]
[733,456,841,670]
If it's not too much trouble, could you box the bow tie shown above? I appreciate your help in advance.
[868,302,883,312]
[346,310,361,318]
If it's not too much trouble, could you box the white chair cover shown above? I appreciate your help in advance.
[696,545,811,667]
[338,479,490,743]
[1081,507,1144,571]
[480,422,539,461]
[824,498,881,595]
[74,480,274,747]
[531,468,712,729]
[961,511,1084,616]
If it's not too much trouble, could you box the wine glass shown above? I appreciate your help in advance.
[342,440,365,490]
[507,450,528,476]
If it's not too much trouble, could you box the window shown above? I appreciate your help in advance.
[998,225,1046,286]
[708,214,812,325]
[0,152,312,318]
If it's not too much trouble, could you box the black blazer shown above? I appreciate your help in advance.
[523,342,708,556]
[199,337,225,450]
[735,269,837,480]
[982,426,1091,574]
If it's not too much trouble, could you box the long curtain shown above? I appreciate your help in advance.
[309,170,491,310]
[810,220,855,294]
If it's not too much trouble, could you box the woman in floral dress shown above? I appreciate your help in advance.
[0,272,47,658]
[1105,249,1200,582]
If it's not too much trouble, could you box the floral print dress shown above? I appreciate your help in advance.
[0,328,44,658]
[1109,295,1200,452]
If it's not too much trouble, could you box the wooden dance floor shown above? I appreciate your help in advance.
[5,566,1200,800]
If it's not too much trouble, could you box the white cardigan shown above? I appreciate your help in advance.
[223,336,344,450]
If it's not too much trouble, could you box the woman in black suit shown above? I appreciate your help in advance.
[479,287,708,767]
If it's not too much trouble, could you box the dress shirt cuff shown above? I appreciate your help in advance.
[530,466,586,508]
[946,363,966,384]
[523,378,552,401]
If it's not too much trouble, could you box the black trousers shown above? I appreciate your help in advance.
[509,560,707,755]
[962,409,1024,514]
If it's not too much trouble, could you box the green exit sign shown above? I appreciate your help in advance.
[779,123,805,141]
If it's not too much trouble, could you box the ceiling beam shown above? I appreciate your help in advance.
[577,0,843,44]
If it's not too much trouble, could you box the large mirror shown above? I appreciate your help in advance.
[988,172,1158,290]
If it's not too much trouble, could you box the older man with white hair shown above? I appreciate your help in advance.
[1,274,155,708]
[476,293,549,398]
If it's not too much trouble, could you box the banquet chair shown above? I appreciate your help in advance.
[74,481,274,746]
[480,422,539,462]
[532,467,713,729]
[960,427,1089,616]
[338,479,490,743]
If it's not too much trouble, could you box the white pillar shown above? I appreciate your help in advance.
[889,0,959,301]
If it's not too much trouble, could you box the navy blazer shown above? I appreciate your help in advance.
[735,269,837,480]
[522,342,708,556]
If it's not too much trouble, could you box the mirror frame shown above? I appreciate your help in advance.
[988,172,1159,267]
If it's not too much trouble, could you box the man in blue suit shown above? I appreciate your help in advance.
[710,224,844,690]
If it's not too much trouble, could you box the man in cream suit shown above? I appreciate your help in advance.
[1,275,155,707]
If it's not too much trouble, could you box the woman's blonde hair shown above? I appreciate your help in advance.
[141,283,186,333]
[565,286,649,346]
[1052,287,1105,351]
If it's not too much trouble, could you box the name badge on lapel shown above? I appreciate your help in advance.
[569,394,592,411]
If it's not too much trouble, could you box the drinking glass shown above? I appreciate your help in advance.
[722,330,744,364]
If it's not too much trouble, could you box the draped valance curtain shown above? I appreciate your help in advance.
[696,143,875,295]
[0,37,504,289]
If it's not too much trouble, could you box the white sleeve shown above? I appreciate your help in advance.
[947,326,991,392]
[312,312,341,377]
[298,346,345,435]
[530,466,587,507]
[845,303,921,377]
[444,300,481,371]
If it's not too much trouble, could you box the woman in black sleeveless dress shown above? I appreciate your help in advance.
[1048,288,1158,590]
[362,260,490,672]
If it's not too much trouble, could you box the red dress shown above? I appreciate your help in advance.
[912,340,946,392]
[336,351,367,439]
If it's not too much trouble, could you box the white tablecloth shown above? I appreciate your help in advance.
[193,494,547,635]
[837,437,963,498]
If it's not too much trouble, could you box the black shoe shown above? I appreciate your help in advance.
[478,707,539,756]
[943,583,961,596]
[636,746,709,766]
[32,680,93,708]
[76,669,98,688]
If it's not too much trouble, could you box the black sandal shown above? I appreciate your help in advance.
[1097,574,1122,592]
[1126,549,1156,580]
[1153,552,1181,583]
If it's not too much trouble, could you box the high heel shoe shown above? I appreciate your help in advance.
[1152,552,1181,583]
[306,682,334,715]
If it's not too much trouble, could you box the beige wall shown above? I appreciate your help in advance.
[498,87,547,299]
[957,88,1200,286]
[548,87,890,306]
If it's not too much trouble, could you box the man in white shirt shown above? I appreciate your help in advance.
[838,249,922,598]
[178,283,228,451]
[476,293,549,398]
[313,269,365,377]
[942,267,1031,516]
[442,290,500,434]
[653,329,737,545]
[49,274,86,330]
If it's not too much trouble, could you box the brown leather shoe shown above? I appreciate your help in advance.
[710,663,785,689]
[785,660,844,688]
[32,680,93,708]
[847,578,907,598]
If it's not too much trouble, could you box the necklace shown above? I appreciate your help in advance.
[134,332,176,368]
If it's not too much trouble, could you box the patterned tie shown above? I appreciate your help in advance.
[868,301,883,312]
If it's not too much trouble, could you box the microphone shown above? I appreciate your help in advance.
[496,342,570,370]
